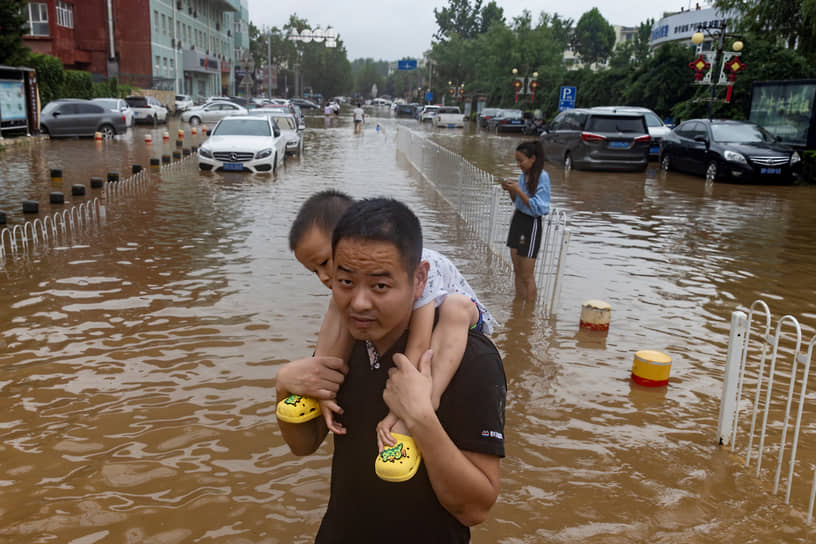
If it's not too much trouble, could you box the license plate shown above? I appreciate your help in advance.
[511,120,522,124]
[447,124,455,128]
[223,162,244,171]
[649,145,660,154]
[760,167,781,174]
[609,141,629,148]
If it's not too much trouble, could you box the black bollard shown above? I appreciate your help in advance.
[150,158,161,168]
[90,177,104,188]
[107,172,120,182]
[182,148,191,156]
[172,151,181,160]
[132,164,143,174]
[22,200,39,214]
[191,145,198,152]
[50,168,63,182]
[50,192,65,204]
[0,211,5,225]
[71,185,86,196]
[175,139,183,148]
[161,154,171,164]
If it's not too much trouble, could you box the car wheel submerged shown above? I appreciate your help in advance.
[705,161,718,183]
[190,116,201,126]
[660,153,670,172]
[563,153,573,171]
[99,124,115,139]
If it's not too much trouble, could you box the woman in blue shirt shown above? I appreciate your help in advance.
[500,140,551,301]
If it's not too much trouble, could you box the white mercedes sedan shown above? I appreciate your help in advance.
[198,116,287,174]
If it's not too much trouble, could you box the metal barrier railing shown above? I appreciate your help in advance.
[396,127,570,311]
[718,300,816,522]
[0,153,195,266]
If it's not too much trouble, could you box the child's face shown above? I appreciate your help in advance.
[294,225,333,289]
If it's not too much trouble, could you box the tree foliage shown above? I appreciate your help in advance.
[0,0,29,66]
[570,8,616,66]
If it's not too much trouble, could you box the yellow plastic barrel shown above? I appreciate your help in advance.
[631,350,672,387]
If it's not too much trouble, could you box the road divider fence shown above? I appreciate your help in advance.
[396,127,569,312]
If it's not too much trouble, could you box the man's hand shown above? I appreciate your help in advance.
[275,356,348,401]
[382,350,435,431]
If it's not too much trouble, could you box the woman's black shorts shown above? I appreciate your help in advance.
[506,210,543,259]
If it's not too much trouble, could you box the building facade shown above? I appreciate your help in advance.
[22,0,250,99]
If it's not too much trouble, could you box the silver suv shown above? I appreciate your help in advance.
[540,108,651,171]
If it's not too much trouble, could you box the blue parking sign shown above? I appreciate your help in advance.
[558,86,577,111]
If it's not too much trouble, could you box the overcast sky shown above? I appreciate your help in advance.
[247,0,711,60]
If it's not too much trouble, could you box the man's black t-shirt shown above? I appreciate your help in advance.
[315,329,506,544]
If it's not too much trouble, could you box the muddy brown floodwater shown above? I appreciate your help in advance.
[1,112,816,543]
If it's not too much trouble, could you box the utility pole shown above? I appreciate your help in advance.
[267,27,272,98]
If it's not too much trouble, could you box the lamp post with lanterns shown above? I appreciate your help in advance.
[447,80,464,104]
[689,21,745,120]
[511,68,539,104]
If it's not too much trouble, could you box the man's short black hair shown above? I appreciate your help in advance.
[332,198,422,275]
[289,190,354,251]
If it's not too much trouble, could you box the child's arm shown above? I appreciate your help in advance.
[404,301,435,370]
[315,297,355,435]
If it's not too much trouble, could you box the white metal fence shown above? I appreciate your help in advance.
[718,300,816,521]
[396,127,570,311]
[0,153,194,267]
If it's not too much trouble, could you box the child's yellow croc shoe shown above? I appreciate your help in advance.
[374,432,422,482]
[276,394,321,423]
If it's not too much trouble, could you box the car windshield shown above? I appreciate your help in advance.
[439,107,460,114]
[711,123,774,143]
[213,118,270,136]
[272,117,296,130]
[587,115,645,133]
[503,110,523,119]
[125,97,148,108]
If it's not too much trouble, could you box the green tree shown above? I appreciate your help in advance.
[479,1,505,33]
[715,0,816,62]
[571,8,615,66]
[434,0,483,40]
[0,0,29,66]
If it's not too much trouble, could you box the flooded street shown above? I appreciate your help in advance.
[2,111,816,543]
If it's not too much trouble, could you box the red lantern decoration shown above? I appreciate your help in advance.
[529,79,540,103]
[689,55,711,82]
[512,79,523,103]
[723,55,747,103]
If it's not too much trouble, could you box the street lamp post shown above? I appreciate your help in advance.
[690,21,746,120]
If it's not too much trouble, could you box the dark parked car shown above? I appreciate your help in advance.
[478,107,501,128]
[540,108,650,171]
[395,103,419,118]
[660,119,802,183]
[487,109,525,132]
[40,99,127,138]
[290,97,321,110]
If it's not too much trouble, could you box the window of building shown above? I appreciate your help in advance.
[161,13,166,35]
[56,1,74,29]
[154,10,159,33]
[25,3,49,36]
[163,57,168,75]
[155,55,161,73]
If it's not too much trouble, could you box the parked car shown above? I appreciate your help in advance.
[181,101,248,125]
[659,119,801,183]
[433,106,465,128]
[540,108,650,171]
[91,97,134,127]
[40,99,128,138]
[290,97,321,110]
[197,116,287,174]
[395,103,419,118]
[175,94,194,113]
[593,106,671,159]
[478,107,501,128]
[487,109,525,132]
[125,95,168,124]
[420,105,441,123]
[248,109,302,156]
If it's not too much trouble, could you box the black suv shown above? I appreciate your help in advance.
[540,108,651,171]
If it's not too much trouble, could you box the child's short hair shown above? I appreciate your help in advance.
[289,190,354,251]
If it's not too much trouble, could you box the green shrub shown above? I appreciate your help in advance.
[61,70,94,98]
[802,150,816,185]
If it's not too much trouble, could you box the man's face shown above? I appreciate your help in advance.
[293,225,333,290]
[332,238,426,352]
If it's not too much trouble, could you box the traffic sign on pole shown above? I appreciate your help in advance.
[398,59,418,70]
[558,86,577,111]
